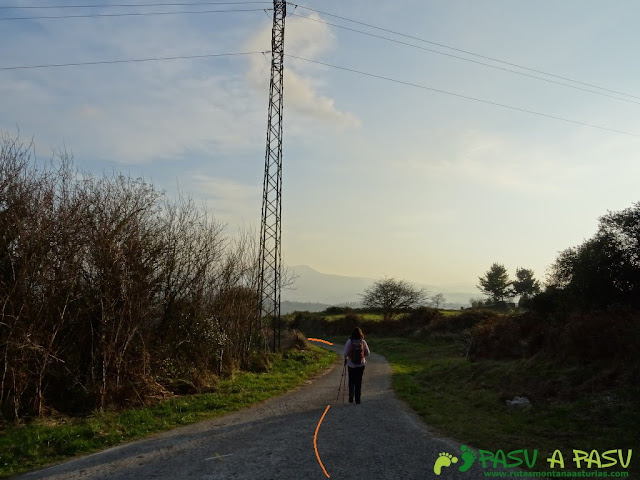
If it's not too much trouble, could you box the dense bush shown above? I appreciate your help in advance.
[0,133,261,420]
[404,306,440,327]
[467,313,539,360]
[289,311,362,337]
[322,306,354,315]
[426,309,498,333]
[287,307,442,339]
[468,310,640,363]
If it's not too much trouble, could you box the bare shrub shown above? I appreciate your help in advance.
[0,132,265,420]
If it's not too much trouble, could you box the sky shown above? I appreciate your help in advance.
[1,0,639,292]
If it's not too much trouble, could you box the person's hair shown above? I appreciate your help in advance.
[351,327,364,340]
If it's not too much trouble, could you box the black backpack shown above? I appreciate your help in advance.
[349,339,364,365]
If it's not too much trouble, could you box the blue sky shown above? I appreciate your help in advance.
[1,1,639,290]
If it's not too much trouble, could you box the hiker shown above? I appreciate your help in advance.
[343,327,370,404]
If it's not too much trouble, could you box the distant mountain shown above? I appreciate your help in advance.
[282,265,371,305]
[281,301,332,315]
[282,265,477,309]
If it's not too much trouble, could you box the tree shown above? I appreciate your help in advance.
[512,268,540,307]
[477,263,512,303]
[547,202,640,309]
[430,293,446,309]
[361,277,428,322]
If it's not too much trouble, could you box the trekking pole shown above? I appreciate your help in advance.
[337,362,347,403]
[341,365,347,404]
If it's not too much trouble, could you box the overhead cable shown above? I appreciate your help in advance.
[286,54,638,138]
[289,13,640,107]
[0,51,269,70]
[0,8,270,21]
[287,2,640,102]
[0,2,271,8]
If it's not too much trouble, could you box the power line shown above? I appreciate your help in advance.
[287,2,640,102]
[0,8,270,21]
[0,51,269,70]
[3,50,633,137]
[1,11,633,138]
[289,13,640,107]
[0,2,271,8]
[286,54,638,138]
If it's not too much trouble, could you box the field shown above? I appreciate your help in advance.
[322,313,386,321]
[321,310,462,322]
[365,335,638,474]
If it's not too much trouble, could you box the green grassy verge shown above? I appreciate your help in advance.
[369,336,638,473]
[0,346,336,478]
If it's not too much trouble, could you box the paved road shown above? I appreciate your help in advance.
[20,343,524,479]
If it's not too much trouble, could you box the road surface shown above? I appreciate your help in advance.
[20,342,524,479]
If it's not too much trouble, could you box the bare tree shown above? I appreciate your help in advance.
[153,194,227,382]
[430,293,446,310]
[78,172,164,409]
[361,277,428,322]
[0,131,285,420]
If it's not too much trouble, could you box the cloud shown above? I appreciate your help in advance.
[189,173,261,223]
[192,173,259,199]
[79,104,103,119]
[1,12,269,165]
[244,14,360,129]
[1,10,361,167]
[391,129,597,195]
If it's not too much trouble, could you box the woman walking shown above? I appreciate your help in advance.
[343,327,370,404]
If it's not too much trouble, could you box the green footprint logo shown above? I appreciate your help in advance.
[459,445,477,472]
[433,452,458,475]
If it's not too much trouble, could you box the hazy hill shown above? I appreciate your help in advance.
[280,301,332,315]
[282,265,476,310]
[283,265,371,305]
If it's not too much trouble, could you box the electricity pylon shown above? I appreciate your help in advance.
[258,0,286,351]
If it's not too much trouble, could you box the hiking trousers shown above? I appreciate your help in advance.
[348,365,365,403]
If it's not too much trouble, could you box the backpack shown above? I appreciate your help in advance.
[349,339,364,365]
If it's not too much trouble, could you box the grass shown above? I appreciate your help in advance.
[323,313,384,322]
[322,310,460,322]
[0,346,337,478]
[369,336,638,474]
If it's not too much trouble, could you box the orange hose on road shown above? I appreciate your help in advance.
[308,338,333,345]
[314,404,331,478]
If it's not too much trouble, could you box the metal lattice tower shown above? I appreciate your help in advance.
[258,0,286,351]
